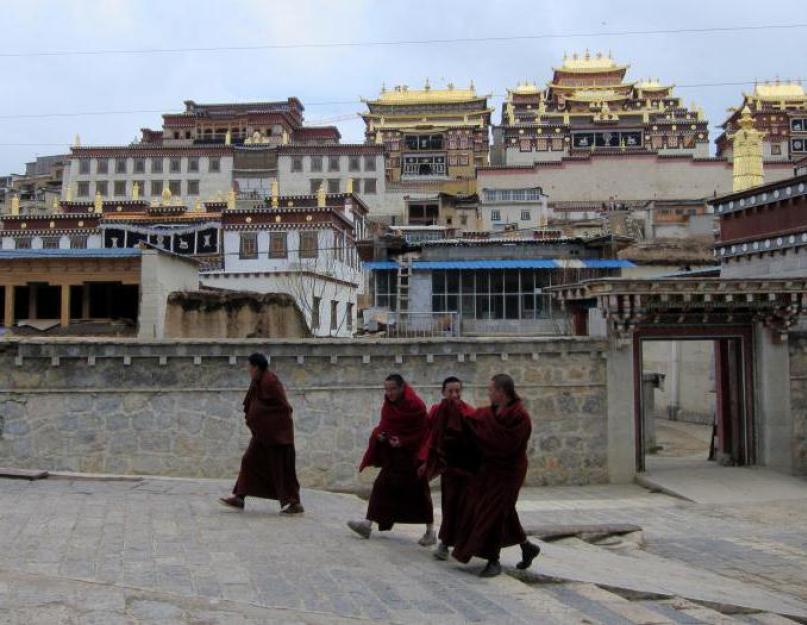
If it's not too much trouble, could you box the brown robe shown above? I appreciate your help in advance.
[360,385,433,530]
[451,400,531,563]
[419,399,478,546]
[233,369,300,506]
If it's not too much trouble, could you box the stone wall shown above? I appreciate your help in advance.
[789,332,807,474]
[0,337,608,491]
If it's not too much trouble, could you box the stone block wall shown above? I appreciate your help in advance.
[789,332,807,474]
[0,337,608,491]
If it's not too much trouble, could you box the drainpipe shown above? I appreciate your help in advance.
[668,341,681,420]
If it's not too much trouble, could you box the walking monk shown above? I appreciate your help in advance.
[348,374,435,546]
[451,374,540,577]
[418,376,477,560]
[219,353,304,514]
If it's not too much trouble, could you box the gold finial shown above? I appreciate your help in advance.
[731,105,765,192]
[161,183,172,206]
[469,79,475,92]
[447,81,454,90]
[424,77,431,91]
[375,131,383,145]
[584,49,590,60]
[271,179,279,207]
[282,129,289,145]
[132,181,140,200]
[225,129,232,145]
[381,81,386,93]
[226,187,236,210]
[73,133,81,148]
[52,196,59,210]
[193,198,202,212]
[66,184,74,202]
[10,194,20,216]
[150,197,159,208]
[346,177,354,194]
[317,182,326,208]
[94,190,103,213]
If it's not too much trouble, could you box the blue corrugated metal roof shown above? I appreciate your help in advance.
[363,259,634,270]
[0,248,142,260]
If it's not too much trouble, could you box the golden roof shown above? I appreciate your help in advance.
[554,50,627,73]
[635,79,672,91]
[368,80,483,105]
[750,81,806,101]
[510,81,541,95]
[566,88,627,102]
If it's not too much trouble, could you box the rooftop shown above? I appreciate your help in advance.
[0,248,142,260]
[749,82,806,101]
[554,51,627,73]
[366,81,484,105]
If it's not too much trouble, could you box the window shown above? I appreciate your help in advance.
[115,158,127,174]
[352,179,361,193]
[151,180,163,196]
[187,180,200,195]
[16,236,32,249]
[310,178,323,194]
[402,155,446,176]
[771,144,782,156]
[42,236,61,249]
[372,270,397,309]
[328,156,340,172]
[77,181,90,197]
[269,232,287,258]
[404,134,444,150]
[188,157,199,172]
[69,235,88,249]
[291,157,303,172]
[327,179,340,193]
[312,296,321,329]
[114,180,127,197]
[330,300,338,332]
[169,157,181,173]
[521,210,531,222]
[151,158,163,173]
[299,231,318,258]
[363,178,377,194]
[408,203,439,225]
[209,157,221,172]
[134,158,145,173]
[310,156,323,172]
[346,303,353,330]
[239,232,258,259]
[97,159,109,174]
[348,156,361,171]
[520,138,532,152]
[95,181,108,197]
[79,159,90,175]
[168,180,181,196]
[364,155,376,171]
[490,209,502,222]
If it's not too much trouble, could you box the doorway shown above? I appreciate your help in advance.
[634,326,754,472]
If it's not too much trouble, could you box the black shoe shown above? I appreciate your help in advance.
[517,541,541,570]
[479,560,502,578]
[218,496,244,510]
[281,503,305,515]
[433,543,449,561]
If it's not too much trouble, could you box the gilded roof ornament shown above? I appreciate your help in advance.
[10,194,20,216]
[317,182,326,208]
[94,191,103,213]
[226,188,236,210]
[271,180,279,208]
[73,134,81,148]
[730,105,765,192]
[132,182,140,200]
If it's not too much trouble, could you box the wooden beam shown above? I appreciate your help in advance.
[60,284,70,328]
[3,285,13,329]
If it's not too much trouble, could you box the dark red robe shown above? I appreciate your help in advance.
[419,399,478,546]
[360,385,433,530]
[451,400,532,563]
[233,369,301,506]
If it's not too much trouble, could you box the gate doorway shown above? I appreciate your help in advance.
[634,326,754,473]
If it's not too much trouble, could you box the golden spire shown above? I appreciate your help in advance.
[66,184,74,202]
[52,196,59,210]
[375,131,383,145]
[94,190,103,213]
[73,133,81,148]
[271,180,279,207]
[193,198,202,212]
[731,105,765,192]
[132,181,140,200]
[161,183,172,206]
[317,182,326,208]
[424,77,431,91]
[226,187,236,210]
[346,177,354,194]
[10,194,20,216]
[225,129,232,145]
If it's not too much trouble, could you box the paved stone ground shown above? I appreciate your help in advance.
[1,475,806,624]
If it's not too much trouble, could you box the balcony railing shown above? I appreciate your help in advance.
[384,311,460,338]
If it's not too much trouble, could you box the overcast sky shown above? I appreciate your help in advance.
[1,0,804,173]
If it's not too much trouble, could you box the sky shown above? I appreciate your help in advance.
[1,0,805,173]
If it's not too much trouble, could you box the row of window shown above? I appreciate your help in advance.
[78,156,222,176]
[238,231,360,269]
[490,209,533,223]
[483,188,543,203]
[76,180,201,198]
[310,296,353,332]
[290,155,377,173]
[10,235,88,249]
[307,178,377,194]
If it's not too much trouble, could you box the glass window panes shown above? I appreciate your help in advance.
[97,159,109,174]
[134,158,145,173]
[151,158,163,173]
[115,158,127,174]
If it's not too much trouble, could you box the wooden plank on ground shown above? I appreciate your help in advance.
[0,467,49,480]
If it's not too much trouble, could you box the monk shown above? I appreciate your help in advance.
[219,353,304,514]
[451,374,540,577]
[418,376,477,561]
[348,374,435,546]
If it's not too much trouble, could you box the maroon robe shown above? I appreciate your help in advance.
[233,369,301,506]
[419,399,477,546]
[451,400,532,563]
[360,385,433,530]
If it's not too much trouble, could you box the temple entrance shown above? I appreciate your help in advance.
[634,327,754,473]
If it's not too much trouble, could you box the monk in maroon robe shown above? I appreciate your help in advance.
[417,376,477,560]
[219,353,303,514]
[348,374,435,545]
[451,374,540,577]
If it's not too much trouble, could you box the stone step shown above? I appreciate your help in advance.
[639,598,805,625]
